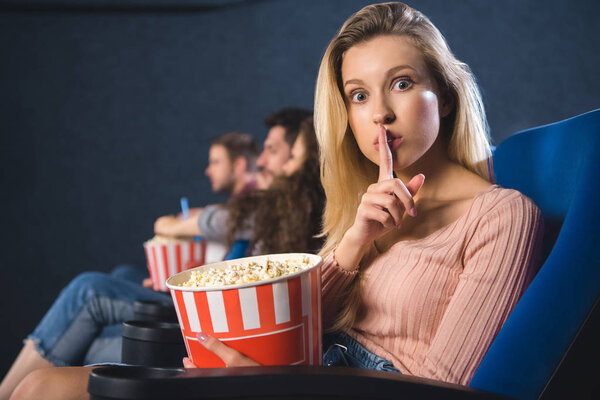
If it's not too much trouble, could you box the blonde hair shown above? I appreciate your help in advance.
[315,2,492,331]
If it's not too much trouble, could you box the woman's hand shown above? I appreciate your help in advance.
[183,333,260,368]
[154,214,202,237]
[154,215,180,236]
[335,125,425,271]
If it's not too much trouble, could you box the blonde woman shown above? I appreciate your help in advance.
[6,3,544,399]
[193,1,543,386]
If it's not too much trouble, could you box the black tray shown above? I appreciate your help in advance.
[88,365,511,400]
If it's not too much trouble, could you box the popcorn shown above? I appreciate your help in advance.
[144,235,190,245]
[167,253,323,367]
[181,257,312,288]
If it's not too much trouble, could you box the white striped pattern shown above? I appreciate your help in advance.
[182,291,201,332]
[238,287,261,330]
[180,244,190,268]
[156,249,168,291]
[145,240,232,292]
[167,244,177,277]
[193,242,202,263]
[206,291,229,333]
[273,281,291,324]
[177,275,315,335]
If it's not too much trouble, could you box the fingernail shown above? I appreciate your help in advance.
[409,207,417,217]
[197,332,207,342]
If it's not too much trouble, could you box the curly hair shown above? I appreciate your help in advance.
[226,117,324,254]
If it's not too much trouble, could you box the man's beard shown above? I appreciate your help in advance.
[217,175,236,195]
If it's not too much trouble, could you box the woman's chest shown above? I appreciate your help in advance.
[358,242,465,323]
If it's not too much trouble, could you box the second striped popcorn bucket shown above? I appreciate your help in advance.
[144,238,227,291]
[166,253,322,367]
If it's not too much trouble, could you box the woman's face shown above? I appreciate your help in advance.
[282,134,307,176]
[341,35,451,173]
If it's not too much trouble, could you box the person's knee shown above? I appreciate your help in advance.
[10,367,91,400]
[65,272,112,301]
[10,368,52,400]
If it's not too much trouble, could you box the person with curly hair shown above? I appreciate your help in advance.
[226,116,325,256]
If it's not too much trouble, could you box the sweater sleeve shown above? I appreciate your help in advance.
[416,193,544,385]
[197,204,253,243]
[197,205,229,242]
[320,251,360,327]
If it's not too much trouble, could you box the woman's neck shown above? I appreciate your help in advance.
[394,136,457,201]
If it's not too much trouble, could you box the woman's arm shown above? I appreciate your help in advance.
[154,214,202,237]
[416,193,544,385]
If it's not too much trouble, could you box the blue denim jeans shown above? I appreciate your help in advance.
[323,332,400,373]
[28,265,172,366]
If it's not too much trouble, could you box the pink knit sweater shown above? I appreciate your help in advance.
[321,185,544,385]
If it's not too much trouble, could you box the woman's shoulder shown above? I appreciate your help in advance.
[479,185,539,209]
[469,185,542,224]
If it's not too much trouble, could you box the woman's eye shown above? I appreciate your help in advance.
[351,92,367,102]
[393,79,412,91]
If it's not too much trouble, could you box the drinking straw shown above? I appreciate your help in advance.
[180,196,202,242]
[180,197,190,219]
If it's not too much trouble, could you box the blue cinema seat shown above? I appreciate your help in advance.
[469,108,600,399]
[87,110,600,400]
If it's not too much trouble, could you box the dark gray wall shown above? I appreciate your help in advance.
[1,0,598,376]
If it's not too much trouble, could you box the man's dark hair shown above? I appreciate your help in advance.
[210,131,259,172]
[265,108,313,147]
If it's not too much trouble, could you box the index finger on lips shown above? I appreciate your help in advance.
[378,124,394,182]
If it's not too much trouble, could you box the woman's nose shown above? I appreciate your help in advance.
[372,97,396,125]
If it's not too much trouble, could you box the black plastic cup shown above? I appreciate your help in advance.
[88,366,185,400]
[132,299,178,323]
[121,321,186,367]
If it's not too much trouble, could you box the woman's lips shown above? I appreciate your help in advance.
[374,131,403,151]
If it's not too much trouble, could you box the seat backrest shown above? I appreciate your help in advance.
[469,109,600,399]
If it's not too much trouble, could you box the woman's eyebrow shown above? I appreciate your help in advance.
[385,64,417,77]
[343,78,363,88]
[343,65,418,88]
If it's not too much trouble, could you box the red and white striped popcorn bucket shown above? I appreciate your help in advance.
[166,253,322,367]
[144,238,227,292]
